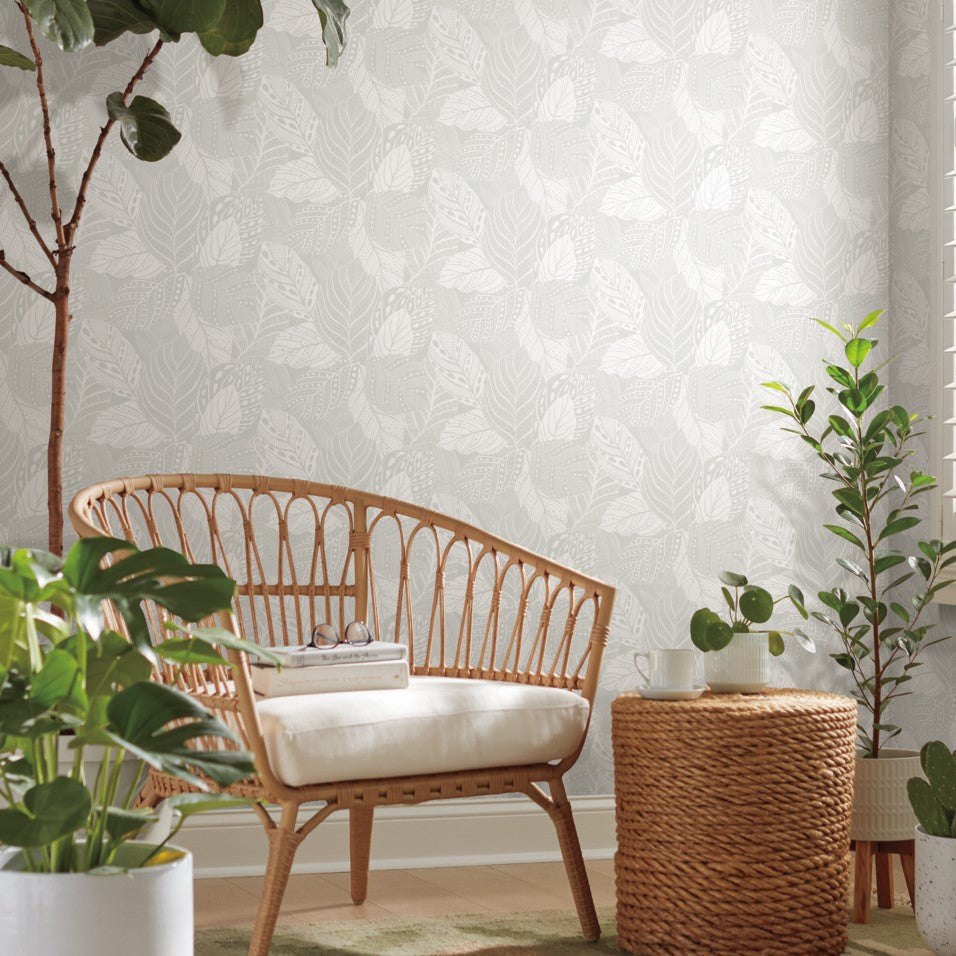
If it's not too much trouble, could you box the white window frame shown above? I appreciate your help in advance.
[935,0,956,599]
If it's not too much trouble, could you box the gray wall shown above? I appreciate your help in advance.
[0,0,952,793]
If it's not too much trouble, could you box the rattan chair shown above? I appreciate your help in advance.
[68,474,615,956]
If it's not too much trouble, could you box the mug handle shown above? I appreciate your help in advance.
[633,651,649,686]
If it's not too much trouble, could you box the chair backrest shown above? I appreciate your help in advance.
[69,474,615,705]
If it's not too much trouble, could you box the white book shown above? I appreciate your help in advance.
[263,641,407,668]
[251,659,410,698]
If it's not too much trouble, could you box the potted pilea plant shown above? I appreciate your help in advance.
[0,537,276,954]
[762,309,956,844]
[691,572,814,692]
[907,742,956,955]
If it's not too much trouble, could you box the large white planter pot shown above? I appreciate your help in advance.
[0,843,193,956]
[915,826,956,956]
[703,633,770,693]
[850,749,921,841]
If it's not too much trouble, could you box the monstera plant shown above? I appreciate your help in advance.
[0,0,349,555]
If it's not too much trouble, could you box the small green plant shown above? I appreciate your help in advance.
[907,741,956,838]
[690,571,815,655]
[0,537,277,873]
[762,310,956,757]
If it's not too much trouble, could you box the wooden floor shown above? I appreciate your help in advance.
[195,859,617,929]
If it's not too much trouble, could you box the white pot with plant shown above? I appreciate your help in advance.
[691,572,814,693]
[763,309,956,841]
[908,742,956,955]
[0,538,276,955]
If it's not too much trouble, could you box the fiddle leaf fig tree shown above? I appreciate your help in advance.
[0,0,350,555]
[762,310,956,757]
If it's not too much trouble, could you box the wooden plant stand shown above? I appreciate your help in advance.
[851,839,915,924]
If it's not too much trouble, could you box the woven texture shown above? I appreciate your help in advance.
[69,473,616,956]
[612,689,857,956]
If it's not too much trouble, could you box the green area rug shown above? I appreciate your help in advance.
[196,904,931,955]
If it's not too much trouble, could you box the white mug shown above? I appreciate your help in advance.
[634,648,696,690]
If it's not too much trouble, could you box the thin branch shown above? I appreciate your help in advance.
[66,38,164,243]
[0,250,54,299]
[20,4,66,249]
[0,159,57,267]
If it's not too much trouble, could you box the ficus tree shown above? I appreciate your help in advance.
[0,0,349,555]
[762,310,956,758]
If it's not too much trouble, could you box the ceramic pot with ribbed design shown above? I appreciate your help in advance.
[703,633,770,693]
[915,826,956,956]
[850,750,921,841]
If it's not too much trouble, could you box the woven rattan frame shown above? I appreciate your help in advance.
[69,473,615,955]
[612,689,857,955]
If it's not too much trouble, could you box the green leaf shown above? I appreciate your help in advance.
[137,0,225,37]
[907,778,950,836]
[106,93,182,162]
[0,44,36,70]
[310,0,350,66]
[844,337,874,368]
[706,619,734,651]
[812,317,847,342]
[0,777,91,847]
[824,524,864,550]
[825,365,854,388]
[827,415,852,437]
[831,652,855,671]
[839,388,868,417]
[768,632,785,656]
[23,0,94,51]
[874,554,907,575]
[105,806,158,841]
[878,516,921,542]
[199,0,263,55]
[155,639,228,666]
[739,587,773,624]
[107,682,253,788]
[792,628,815,652]
[836,556,868,581]
[761,381,789,394]
[690,608,720,652]
[858,308,884,332]
[788,585,807,619]
[717,571,748,588]
[921,742,956,811]
[832,487,864,516]
[164,623,281,666]
[799,400,815,424]
[165,792,253,819]
[31,647,87,713]
[86,0,156,44]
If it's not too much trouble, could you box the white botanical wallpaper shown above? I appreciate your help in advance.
[0,0,952,794]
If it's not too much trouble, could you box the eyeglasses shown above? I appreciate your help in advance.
[307,620,373,649]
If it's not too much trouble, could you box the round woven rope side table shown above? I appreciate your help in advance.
[612,689,857,955]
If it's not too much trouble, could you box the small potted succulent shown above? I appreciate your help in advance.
[0,537,275,954]
[691,572,814,692]
[907,742,956,955]
[762,309,956,845]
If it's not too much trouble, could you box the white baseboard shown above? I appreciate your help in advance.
[181,794,616,879]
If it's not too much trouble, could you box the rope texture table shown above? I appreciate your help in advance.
[613,689,857,955]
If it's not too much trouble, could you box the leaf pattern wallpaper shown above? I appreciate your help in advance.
[0,0,953,792]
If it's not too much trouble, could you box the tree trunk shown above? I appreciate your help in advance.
[47,281,70,555]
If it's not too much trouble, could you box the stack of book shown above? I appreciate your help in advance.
[251,640,409,698]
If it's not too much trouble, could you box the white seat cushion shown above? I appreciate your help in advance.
[255,676,590,787]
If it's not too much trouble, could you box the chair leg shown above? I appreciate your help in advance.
[133,772,162,810]
[853,840,873,923]
[875,850,894,909]
[899,845,916,908]
[249,804,302,956]
[547,779,600,942]
[349,808,374,904]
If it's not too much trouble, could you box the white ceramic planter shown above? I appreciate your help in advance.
[0,843,193,956]
[850,749,921,842]
[915,826,956,956]
[703,632,770,693]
